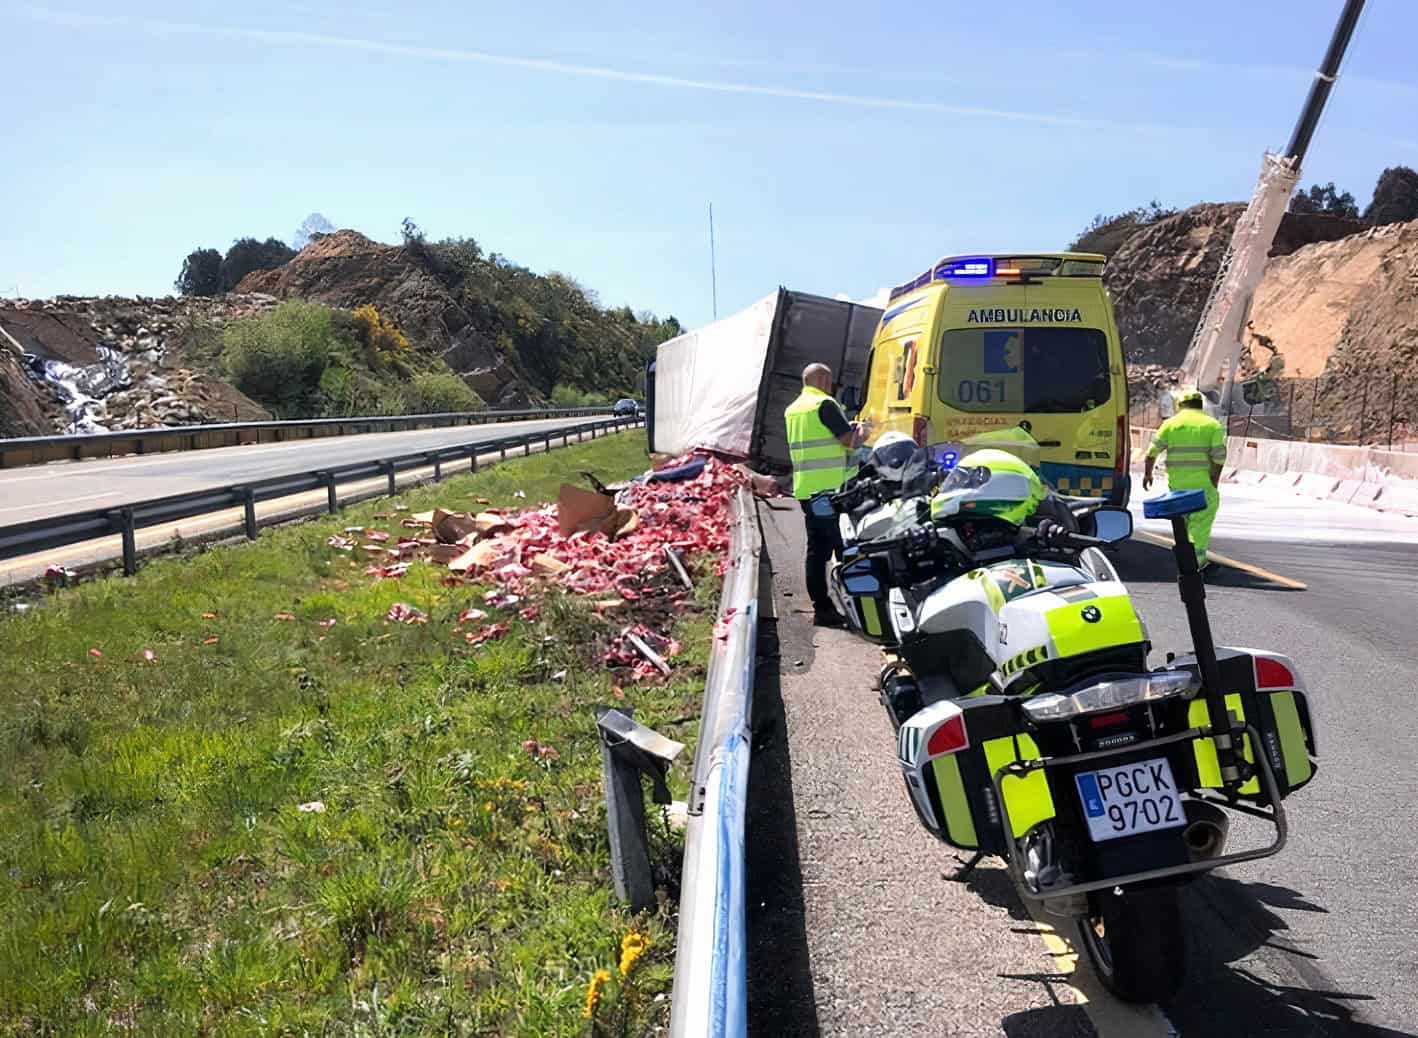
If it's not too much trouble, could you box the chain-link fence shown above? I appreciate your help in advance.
[1131,371,1417,451]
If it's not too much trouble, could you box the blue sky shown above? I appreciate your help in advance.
[4,1,1415,328]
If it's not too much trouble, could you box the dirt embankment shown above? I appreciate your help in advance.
[0,296,276,435]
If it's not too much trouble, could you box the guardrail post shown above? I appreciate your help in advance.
[500,443,507,461]
[524,437,531,457]
[110,508,137,576]
[321,472,338,514]
[431,453,443,482]
[544,432,551,453]
[242,489,258,541]
[470,449,479,473]
[383,461,396,496]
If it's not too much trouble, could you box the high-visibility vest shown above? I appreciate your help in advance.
[1147,409,1226,490]
[785,387,850,499]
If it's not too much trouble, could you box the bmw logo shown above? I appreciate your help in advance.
[1081,605,1102,623]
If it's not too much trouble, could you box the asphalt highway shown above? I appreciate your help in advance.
[0,416,592,527]
[746,481,1418,1037]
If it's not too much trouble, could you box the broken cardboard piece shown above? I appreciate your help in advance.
[474,511,513,536]
[558,482,615,538]
[449,537,510,574]
[531,553,572,577]
[432,508,481,544]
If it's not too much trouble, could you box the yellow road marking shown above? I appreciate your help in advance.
[1134,530,1308,590]
[1026,907,1175,1038]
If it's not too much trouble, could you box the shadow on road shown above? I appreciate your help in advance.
[744,534,820,1037]
[1161,875,1413,1037]
[1115,538,1305,592]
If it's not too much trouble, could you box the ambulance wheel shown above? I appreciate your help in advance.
[1078,886,1185,1004]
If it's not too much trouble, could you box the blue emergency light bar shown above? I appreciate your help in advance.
[936,257,993,278]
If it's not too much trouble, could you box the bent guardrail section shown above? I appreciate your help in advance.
[671,486,760,1038]
[0,416,642,575]
[0,406,618,469]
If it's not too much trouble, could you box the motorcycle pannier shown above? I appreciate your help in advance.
[836,551,896,646]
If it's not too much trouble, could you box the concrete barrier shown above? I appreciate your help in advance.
[1294,473,1341,498]
[1372,483,1418,517]
[1328,479,1365,505]
[1131,422,1417,518]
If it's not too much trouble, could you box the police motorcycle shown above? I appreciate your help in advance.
[838,439,1318,1004]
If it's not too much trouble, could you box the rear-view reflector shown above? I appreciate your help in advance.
[926,714,969,756]
[1254,656,1296,690]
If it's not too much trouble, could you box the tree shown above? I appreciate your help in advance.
[175,247,223,297]
[293,212,335,250]
[220,237,296,292]
[1363,166,1418,225]
[1289,182,1359,218]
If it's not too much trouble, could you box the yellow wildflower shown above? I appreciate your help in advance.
[618,931,649,977]
[583,968,611,1019]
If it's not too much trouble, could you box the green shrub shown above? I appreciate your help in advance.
[223,301,345,417]
[403,373,482,414]
[550,383,611,408]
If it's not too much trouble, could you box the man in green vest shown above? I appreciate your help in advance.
[1143,388,1227,570]
[786,363,861,627]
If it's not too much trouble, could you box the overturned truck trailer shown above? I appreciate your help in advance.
[649,288,882,472]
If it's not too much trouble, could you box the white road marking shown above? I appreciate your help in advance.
[0,491,116,514]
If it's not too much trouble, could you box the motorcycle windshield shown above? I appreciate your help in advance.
[864,413,1043,481]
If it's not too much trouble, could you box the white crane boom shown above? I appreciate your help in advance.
[1179,154,1299,408]
[1176,0,1366,416]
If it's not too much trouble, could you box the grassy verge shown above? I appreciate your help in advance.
[0,433,715,1036]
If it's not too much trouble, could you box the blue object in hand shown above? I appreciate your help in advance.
[1143,489,1209,519]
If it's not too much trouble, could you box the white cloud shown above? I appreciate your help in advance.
[22,7,1173,134]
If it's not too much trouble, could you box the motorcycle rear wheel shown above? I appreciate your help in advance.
[1077,886,1185,1004]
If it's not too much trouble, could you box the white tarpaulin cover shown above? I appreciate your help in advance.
[653,293,778,458]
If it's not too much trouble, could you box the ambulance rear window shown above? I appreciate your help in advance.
[936,327,1111,413]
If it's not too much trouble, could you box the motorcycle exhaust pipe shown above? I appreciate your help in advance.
[1182,801,1230,861]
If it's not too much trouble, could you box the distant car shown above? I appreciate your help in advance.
[613,398,641,416]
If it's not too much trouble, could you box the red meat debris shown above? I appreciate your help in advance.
[273,612,297,622]
[365,562,410,580]
[386,602,428,625]
[142,648,157,663]
[522,738,560,762]
[519,606,541,623]
[457,608,488,624]
[88,648,103,659]
[326,535,355,551]
[364,530,391,543]
[465,623,509,645]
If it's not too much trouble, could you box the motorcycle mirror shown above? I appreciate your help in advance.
[1091,507,1133,544]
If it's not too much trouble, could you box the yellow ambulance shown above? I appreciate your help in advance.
[857,253,1130,503]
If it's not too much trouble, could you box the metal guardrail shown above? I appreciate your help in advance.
[0,416,643,575]
[670,486,760,1038]
[0,407,619,469]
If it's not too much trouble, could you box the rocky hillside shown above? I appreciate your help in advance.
[1107,204,1366,372]
[1110,203,1417,436]
[236,231,525,405]
[0,296,276,436]
[237,230,677,408]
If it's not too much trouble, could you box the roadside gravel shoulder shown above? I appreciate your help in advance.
[747,499,1094,1037]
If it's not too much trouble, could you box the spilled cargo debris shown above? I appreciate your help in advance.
[329,451,744,680]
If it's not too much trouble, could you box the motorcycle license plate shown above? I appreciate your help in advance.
[1074,757,1185,842]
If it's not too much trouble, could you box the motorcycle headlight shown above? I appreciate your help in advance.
[1021,670,1199,723]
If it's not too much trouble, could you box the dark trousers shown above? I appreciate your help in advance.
[801,499,844,613]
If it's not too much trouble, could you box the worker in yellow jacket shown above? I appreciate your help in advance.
[1143,388,1227,569]
[785,363,862,626]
